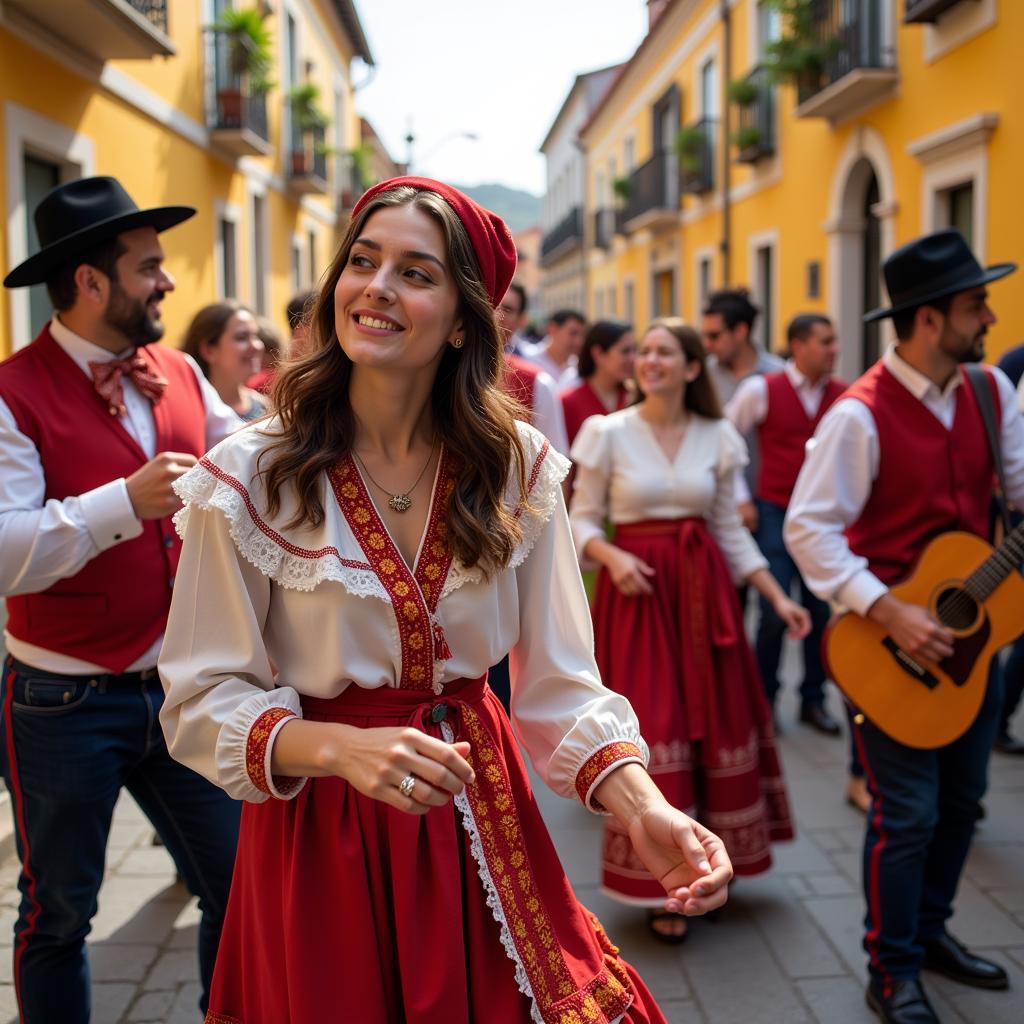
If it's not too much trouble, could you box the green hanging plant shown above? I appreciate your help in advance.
[288,82,330,132]
[212,6,274,94]
[761,0,844,90]
[347,143,376,188]
[612,176,632,201]
[726,77,760,106]
[731,125,764,152]
[674,126,705,172]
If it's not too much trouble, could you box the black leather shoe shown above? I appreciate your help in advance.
[799,703,841,736]
[994,731,1024,755]
[922,932,1008,989]
[866,979,939,1023]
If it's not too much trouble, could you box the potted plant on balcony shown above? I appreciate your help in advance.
[212,7,273,127]
[761,0,843,97]
[288,82,330,177]
[726,77,760,107]
[731,125,766,162]
[674,126,705,174]
[612,176,632,202]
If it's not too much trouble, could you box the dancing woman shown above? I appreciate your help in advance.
[569,318,806,942]
[158,180,731,1023]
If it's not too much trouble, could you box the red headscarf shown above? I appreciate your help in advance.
[352,176,517,308]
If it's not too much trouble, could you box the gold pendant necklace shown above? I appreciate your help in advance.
[353,439,437,513]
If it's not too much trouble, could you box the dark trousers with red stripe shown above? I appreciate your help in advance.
[853,667,1002,988]
[0,658,240,1023]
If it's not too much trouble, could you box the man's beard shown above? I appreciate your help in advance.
[940,324,986,365]
[104,282,165,348]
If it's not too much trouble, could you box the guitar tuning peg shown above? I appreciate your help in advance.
[853,714,865,725]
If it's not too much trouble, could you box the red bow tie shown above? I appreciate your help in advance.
[88,354,168,417]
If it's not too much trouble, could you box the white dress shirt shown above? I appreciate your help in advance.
[0,316,241,672]
[521,340,580,391]
[725,360,835,504]
[784,347,1024,617]
[529,369,570,457]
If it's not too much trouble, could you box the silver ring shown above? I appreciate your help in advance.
[398,774,416,798]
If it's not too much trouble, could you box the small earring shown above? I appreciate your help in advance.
[451,337,464,349]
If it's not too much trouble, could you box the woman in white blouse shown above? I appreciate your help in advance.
[570,318,808,943]
[158,180,731,1024]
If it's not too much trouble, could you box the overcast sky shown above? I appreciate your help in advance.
[353,1,649,195]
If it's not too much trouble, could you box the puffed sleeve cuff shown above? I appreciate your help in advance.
[78,478,143,551]
[716,420,751,477]
[837,570,889,618]
[215,687,307,802]
[574,740,647,814]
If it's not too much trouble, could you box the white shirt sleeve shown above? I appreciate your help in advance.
[567,415,612,569]
[992,367,1024,507]
[723,374,768,437]
[529,371,570,457]
[784,399,887,615]
[158,501,304,803]
[510,480,648,811]
[183,354,244,450]
[0,397,143,596]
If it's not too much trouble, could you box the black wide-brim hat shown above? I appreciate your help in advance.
[864,228,1017,323]
[4,176,195,288]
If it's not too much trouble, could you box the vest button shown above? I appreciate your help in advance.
[430,704,447,724]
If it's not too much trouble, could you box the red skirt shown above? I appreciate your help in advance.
[593,519,794,903]
[205,677,667,1024]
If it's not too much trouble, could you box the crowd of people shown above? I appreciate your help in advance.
[0,172,1021,1024]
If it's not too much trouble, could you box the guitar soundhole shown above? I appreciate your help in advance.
[935,587,979,631]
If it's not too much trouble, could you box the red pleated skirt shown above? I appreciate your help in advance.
[593,519,794,904]
[204,677,668,1024]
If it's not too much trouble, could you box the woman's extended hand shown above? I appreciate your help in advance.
[331,724,476,815]
[627,803,733,916]
[772,594,812,640]
[606,547,656,597]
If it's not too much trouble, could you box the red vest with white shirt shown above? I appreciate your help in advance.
[843,360,998,586]
[502,354,537,421]
[756,371,847,507]
[0,325,207,672]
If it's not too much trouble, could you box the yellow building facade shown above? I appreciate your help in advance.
[580,0,1021,380]
[0,0,373,358]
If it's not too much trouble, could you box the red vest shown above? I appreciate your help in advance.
[844,361,998,586]
[561,380,628,447]
[756,372,846,506]
[0,326,207,672]
[501,354,537,422]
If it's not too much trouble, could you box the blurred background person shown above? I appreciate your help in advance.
[561,320,636,447]
[523,308,586,389]
[256,315,286,373]
[248,288,316,396]
[182,301,268,423]
[569,318,807,943]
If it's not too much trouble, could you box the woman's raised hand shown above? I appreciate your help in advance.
[627,803,733,916]
[332,724,476,815]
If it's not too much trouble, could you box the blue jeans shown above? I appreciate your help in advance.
[853,666,1002,986]
[0,657,240,1023]
[754,499,831,708]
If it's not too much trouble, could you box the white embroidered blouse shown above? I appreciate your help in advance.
[568,406,768,583]
[157,419,648,807]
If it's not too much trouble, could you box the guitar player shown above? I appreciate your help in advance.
[784,230,1024,1024]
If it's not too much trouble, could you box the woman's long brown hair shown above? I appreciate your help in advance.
[642,317,723,419]
[257,187,530,574]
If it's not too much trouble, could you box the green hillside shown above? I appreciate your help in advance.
[455,183,542,233]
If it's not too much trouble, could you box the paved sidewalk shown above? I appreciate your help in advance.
[0,686,1020,1022]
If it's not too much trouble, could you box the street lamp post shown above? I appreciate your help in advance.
[403,125,478,176]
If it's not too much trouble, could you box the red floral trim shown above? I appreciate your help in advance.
[514,439,551,520]
[245,707,296,796]
[328,450,454,691]
[196,457,371,569]
[575,741,645,810]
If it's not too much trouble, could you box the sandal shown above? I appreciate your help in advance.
[645,909,688,945]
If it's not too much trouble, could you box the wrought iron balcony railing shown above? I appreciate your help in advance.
[128,0,168,33]
[679,118,715,195]
[624,152,678,228]
[206,29,270,156]
[735,66,775,164]
[541,206,583,263]
[288,111,328,194]
[904,0,966,22]
[593,209,620,250]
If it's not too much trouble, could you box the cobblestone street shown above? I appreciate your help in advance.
[0,684,1019,1023]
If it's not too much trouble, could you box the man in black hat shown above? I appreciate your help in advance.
[785,229,1024,1023]
[0,176,242,1022]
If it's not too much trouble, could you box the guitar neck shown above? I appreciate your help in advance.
[965,519,1024,602]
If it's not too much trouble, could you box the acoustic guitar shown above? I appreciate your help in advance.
[827,521,1024,749]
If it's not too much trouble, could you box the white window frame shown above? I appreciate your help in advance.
[290,232,303,292]
[748,228,780,353]
[214,199,241,300]
[923,0,997,65]
[247,177,270,315]
[4,102,95,349]
[693,244,716,320]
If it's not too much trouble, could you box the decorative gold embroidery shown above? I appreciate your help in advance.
[574,742,644,809]
[461,705,633,1023]
[245,707,296,795]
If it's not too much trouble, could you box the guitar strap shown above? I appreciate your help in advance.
[964,364,1013,536]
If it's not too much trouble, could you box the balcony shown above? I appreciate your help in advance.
[540,207,584,265]
[4,0,174,61]
[679,119,715,195]
[623,153,679,233]
[206,29,271,158]
[287,117,329,196]
[734,67,776,164]
[793,0,898,124]
[904,0,972,22]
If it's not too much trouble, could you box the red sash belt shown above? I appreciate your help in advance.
[615,518,739,742]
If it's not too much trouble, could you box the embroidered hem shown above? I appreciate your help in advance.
[245,707,298,797]
[574,741,646,813]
